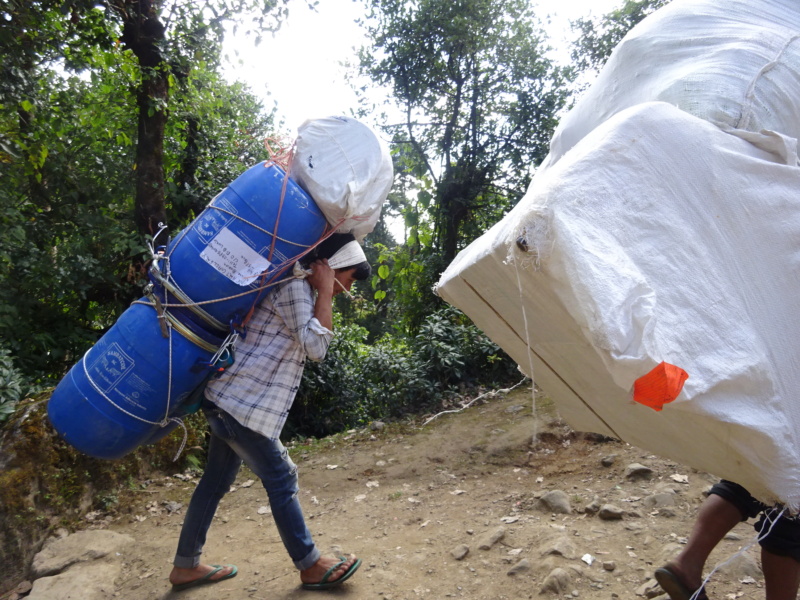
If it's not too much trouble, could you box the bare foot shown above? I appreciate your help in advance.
[300,554,359,586]
[169,564,235,587]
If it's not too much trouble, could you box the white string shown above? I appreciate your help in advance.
[133,280,284,309]
[208,335,237,367]
[161,305,192,461]
[510,248,539,445]
[291,263,355,296]
[170,418,189,462]
[162,319,173,426]
[81,351,163,427]
[691,505,789,599]
[421,378,528,426]
[80,320,174,427]
[201,205,318,248]
[333,277,354,299]
[80,308,191,459]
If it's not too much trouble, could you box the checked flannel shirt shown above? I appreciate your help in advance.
[204,277,334,439]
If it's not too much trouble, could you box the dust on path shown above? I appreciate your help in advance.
[106,389,767,599]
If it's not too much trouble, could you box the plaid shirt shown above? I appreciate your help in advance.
[204,277,333,439]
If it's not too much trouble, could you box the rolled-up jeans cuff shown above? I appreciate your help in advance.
[173,554,200,569]
[295,547,321,571]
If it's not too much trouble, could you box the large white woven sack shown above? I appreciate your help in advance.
[545,0,800,169]
[436,0,800,508]
[290,116,394,240]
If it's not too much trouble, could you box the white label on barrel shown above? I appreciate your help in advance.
[199,226,272,286]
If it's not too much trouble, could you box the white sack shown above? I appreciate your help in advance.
[436,0,800,508]
[545,0,800,169]
[290,116,394,240]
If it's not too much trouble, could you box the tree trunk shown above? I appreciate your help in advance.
[436,171,466,267]
[117,0,169,237]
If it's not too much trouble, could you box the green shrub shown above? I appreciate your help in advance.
[286,307,517,440]
[412,305,518,390]
[0,349,34,423]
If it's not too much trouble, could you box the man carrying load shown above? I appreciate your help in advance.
[168,233,370,592]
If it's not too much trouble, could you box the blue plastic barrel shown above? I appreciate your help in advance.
[163,162,327,324]
[48,302,223,460]
[49,162,326,460]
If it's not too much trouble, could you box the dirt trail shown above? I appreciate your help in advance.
[100,388,766,599]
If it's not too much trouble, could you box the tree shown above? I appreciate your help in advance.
[359,0,572,269]
[106,0,292,236]
[355,0,572,334]
[0,2,282,381]
[570,0,673,74]
[2,0,292,237]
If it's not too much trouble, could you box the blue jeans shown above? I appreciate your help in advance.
[173,402,320,570]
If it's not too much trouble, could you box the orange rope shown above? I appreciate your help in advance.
[268,163,292,262]
[174,134,350,330]
[265,132,298,263]
[239,221,345,328]
[263,136,294,171]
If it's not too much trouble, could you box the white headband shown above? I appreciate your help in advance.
[292,240,368,286]
[327,240,367,270]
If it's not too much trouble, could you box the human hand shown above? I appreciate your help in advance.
[306,259,335,296]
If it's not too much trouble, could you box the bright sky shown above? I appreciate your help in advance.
[223,0,623,135]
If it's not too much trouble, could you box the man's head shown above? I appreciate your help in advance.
[306,233,371,294]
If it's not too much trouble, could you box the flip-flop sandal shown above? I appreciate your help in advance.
[654,566,708,600]
[172,564,238,591]
[301,556,362,591]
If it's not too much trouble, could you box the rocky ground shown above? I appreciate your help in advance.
[11,386,770,600]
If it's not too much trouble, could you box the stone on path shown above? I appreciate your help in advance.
[643,492,676,509]
[478,527,506,550]
[507,559,531,576]
[6,580,32,600]
[28,530,134,600]
[539,536,577,560]
[31,530,134,578]
[538,490,572,514]
[715,552,762,581]
[29,559,125,600]
[601,454,618,467]
[584,496,601,514]
[451,544,469,560]
[598,504,625,521]
[657,542,683,564]
[635,578,663,598]
[625,463,654,480]
[540,567,571,594]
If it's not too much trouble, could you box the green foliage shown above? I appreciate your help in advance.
[164,73,277,228]
[0,1,117,105]
[0,350,29,423]
[0,62,145,380]
[352,0,576,350]
[0,20,278,384]
[570,0,673,74]
[369,238,446,335]
[412,306,512,387]
[0,0,538,443]
[359,0,573,266]
[287,307,517,439]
